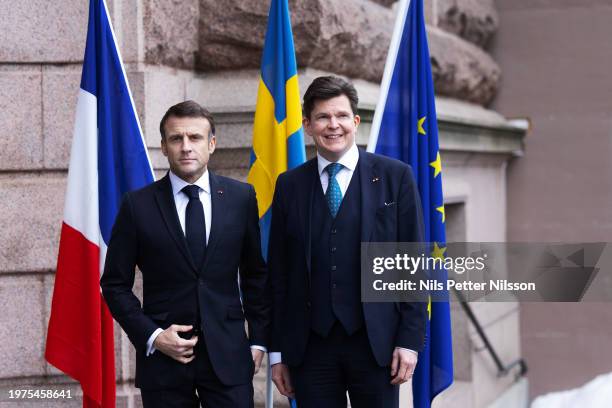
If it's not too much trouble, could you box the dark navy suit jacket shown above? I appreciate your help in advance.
[101,172,269,389]
[268,149,426,367]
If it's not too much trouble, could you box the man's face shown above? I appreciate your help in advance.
[304,95,360,162]
[161,116,216,183]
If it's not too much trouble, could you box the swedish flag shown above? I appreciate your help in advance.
[248,0,306,258]
[367,0,454,406]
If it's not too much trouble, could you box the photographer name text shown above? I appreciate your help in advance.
[373,279,536,292]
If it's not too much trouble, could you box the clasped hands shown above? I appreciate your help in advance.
[153,324,264,373]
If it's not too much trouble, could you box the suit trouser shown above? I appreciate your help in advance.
[140,336,254,408]
[289,322,399,408]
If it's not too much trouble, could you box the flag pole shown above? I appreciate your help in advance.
[367,0,411,152]
[266,356,273,408]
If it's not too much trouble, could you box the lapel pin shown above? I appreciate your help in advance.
[372,176,380,183]
[217,190,223,195]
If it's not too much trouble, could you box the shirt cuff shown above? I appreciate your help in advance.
[146,328,164,356]
[250,345,267,353]
[269,352,282,365]
[396,347,418,356]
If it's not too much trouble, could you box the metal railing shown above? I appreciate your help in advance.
[454,289,528,379]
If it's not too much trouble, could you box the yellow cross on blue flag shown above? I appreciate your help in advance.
[367,0,454,406]
[248,2,304,405]
[248,0,306,258]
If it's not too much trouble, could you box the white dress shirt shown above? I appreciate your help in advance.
[146,170,265,355]
[168,170,212,245]
[269,143,416,365]
[316,142,360,197]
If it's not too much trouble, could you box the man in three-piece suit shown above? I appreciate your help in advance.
[101,101,269,407]
[269,76,427,408]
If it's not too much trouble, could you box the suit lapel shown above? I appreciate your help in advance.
[154,174,198,274]
[301,159,318,280]
[359,150,380,243]
[200,171,226,275]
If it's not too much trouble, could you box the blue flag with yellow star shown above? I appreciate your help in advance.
[367,0,453,406]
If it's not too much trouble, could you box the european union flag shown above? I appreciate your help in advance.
[367,0,454,406]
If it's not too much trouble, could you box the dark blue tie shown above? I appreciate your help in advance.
[182,185,206,268]
[325,163,344,218]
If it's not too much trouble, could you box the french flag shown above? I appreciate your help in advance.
[45,1,154,407]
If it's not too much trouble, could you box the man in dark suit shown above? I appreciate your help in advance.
[269,76,426,408]
[101,101,269,407]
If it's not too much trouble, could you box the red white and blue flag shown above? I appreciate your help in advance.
[45,1,154,406]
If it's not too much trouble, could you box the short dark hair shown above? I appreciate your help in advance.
[302,76,359,119]
[159,100,216,139]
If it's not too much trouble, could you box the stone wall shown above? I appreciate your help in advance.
[492,0,612,400]
[144,0,501,106]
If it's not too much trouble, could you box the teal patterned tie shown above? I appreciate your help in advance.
[325,162,344,218]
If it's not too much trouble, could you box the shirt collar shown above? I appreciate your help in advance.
[317,142,359,176]
[169,170,211,197]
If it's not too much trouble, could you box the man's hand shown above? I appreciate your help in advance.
[252,349,264,374]
[390,347,418,385]
[271,363,294,398]
[153,324,198,364]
